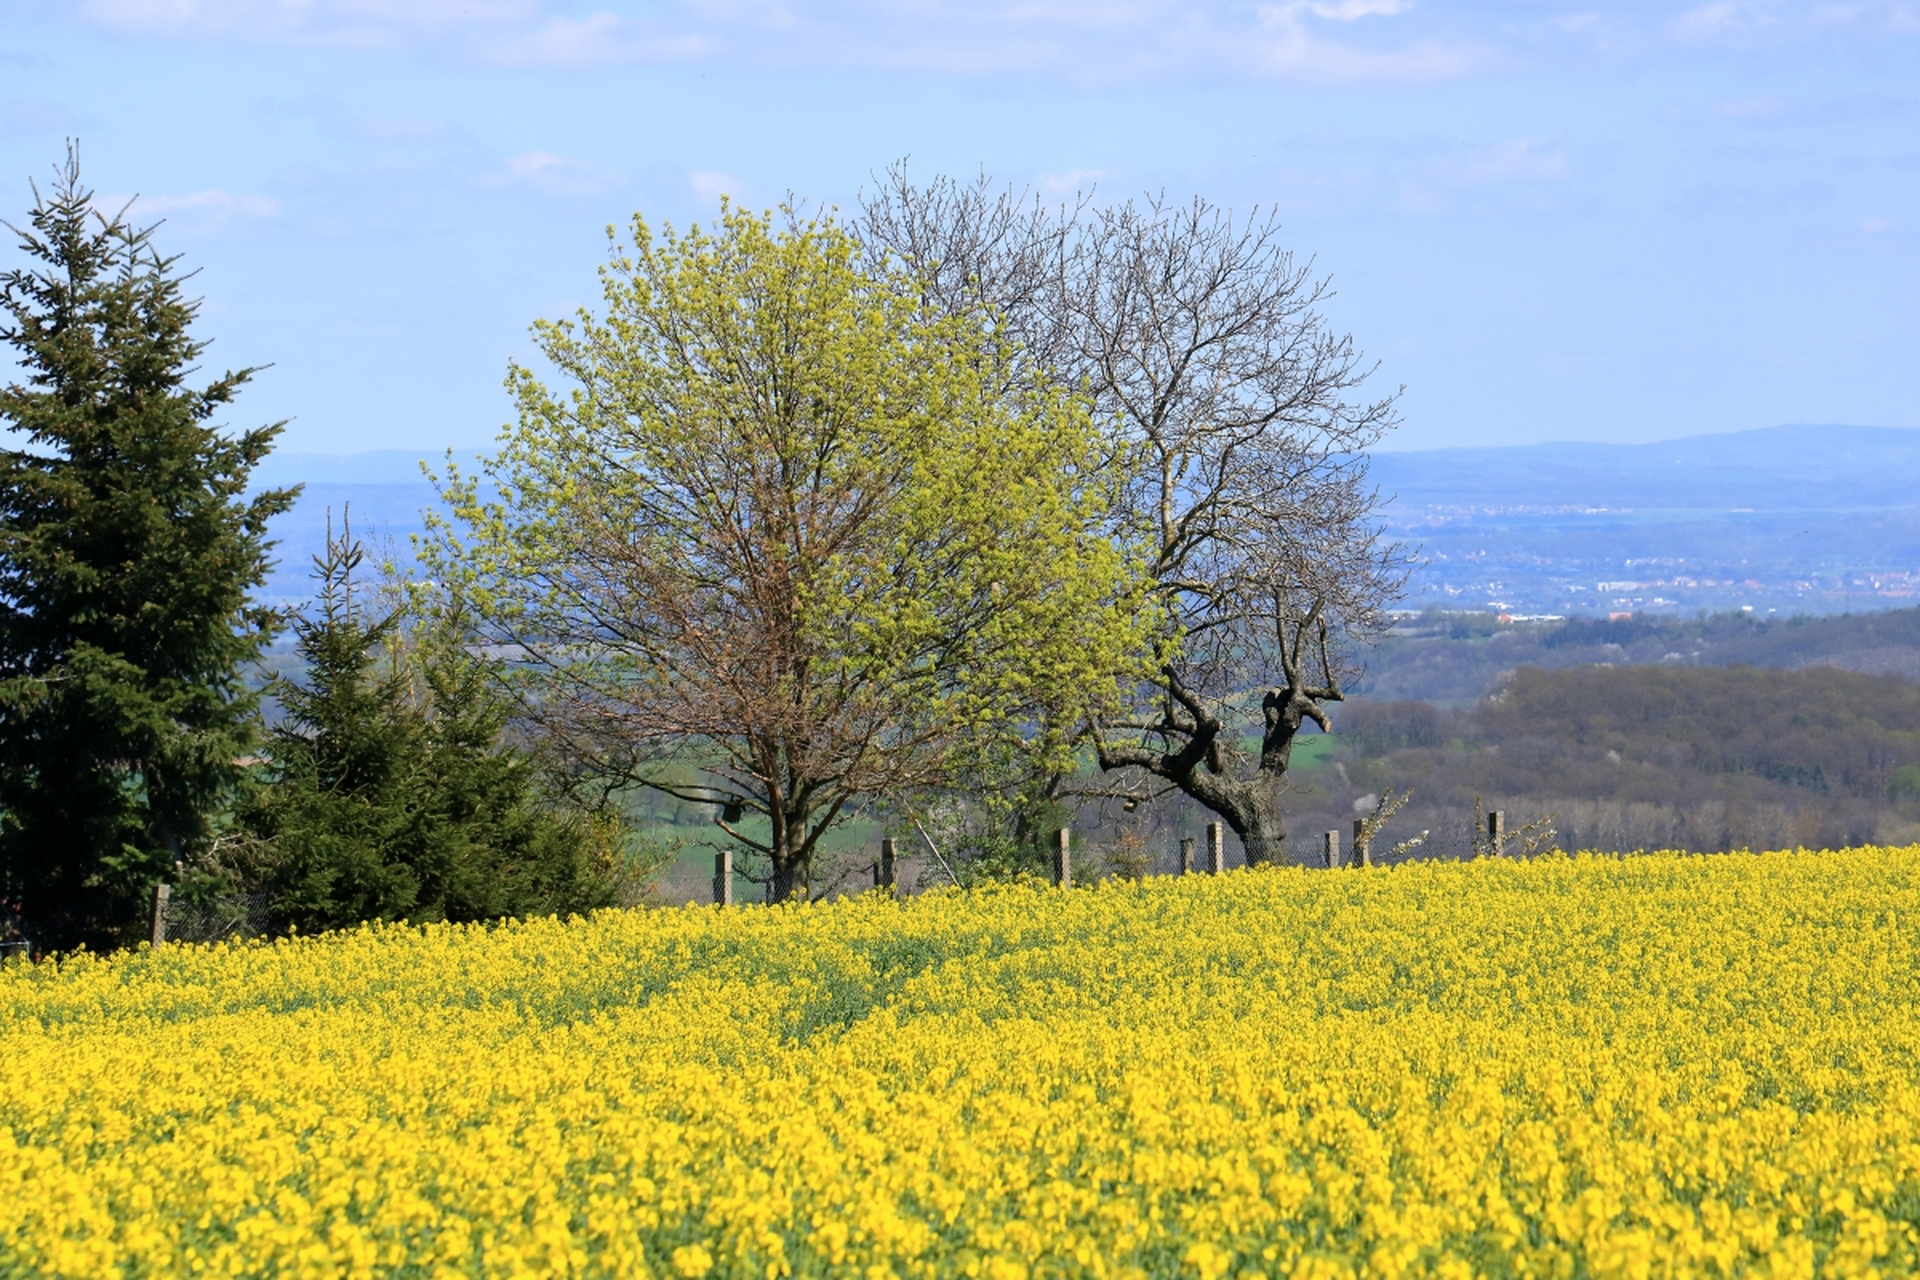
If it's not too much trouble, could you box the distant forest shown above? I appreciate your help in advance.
[1313,663,1920,856]
[1352,606,1920,705]
[1048,608,1920,873]
[1252,607,1920,860]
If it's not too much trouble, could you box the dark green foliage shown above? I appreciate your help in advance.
[0,150,295,952]
[239,526,622,934]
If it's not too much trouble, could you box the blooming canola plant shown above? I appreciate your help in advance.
[5,849,1920,1276]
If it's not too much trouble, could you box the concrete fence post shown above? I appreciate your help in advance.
[1488,810,1506,859]
[151,882,170,946]
[875,837,897,893]
[712,849,734,906]
[1352,818,1372,868]
[1205,822,1225,875]
[1178,836,1195,876]
[1053,828,1072,888]
[1323,830,1341,869]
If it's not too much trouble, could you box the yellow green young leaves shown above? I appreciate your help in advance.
[423,203,1152,889]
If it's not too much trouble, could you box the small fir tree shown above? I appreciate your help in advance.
[241,520,623,934]
[0,149,295,952]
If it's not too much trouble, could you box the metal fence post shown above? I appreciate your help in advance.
[712,849,734,906]
[1205,822,1225,875]
[1352,818,1371,868]
[151,882,170,946]
[1178,836,1194,875]
[1053,828,1072,888]
[1488,810,1506,859]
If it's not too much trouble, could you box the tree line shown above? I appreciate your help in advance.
[1354,606,1920,706]
[1298,662,1920,858]
[0,152,1402,952]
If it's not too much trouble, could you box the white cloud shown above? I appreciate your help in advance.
[41,0,1920,83]
[1035,167,1105,195]
[1240,1,1487,83]
[43,0,1485,86]
[476,13,708,68]
[95,187,284,235]
[688,170,746,201]
[132,188,282,218]
[1264,0,1409,22]
[1676,1,1746,35]
[73,0,538,48]
[476,151,621,197]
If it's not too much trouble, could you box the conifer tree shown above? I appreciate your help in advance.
[241,520,622,934]
[0,149,295,952]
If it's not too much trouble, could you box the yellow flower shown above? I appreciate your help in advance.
[5,847,1920,1277]
[672,1242,715,1276]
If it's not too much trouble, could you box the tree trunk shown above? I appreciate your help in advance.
[767,805,812,904]
[1094,610,1339,868]
[1233,790,1288,866]
[770,856,810,904]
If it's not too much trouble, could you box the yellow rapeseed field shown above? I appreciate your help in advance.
[5,848,1920,1279]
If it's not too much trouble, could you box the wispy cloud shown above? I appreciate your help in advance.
[477,13,708,68]
[72,0,539,49]
[100,187,284,234]
[1427,136,1570,186]
[1710,94,1790,121]
[1035,167,1106,196]
[0,97,82,136]
[1237,9,1489,84]
[334,113,460,144]
[1668,0,1920,43]
[688,170,746,202]
[1368,135,1579,217]
[475,151,621,197]
[38,0,1920,83]
[42,0,1481,85]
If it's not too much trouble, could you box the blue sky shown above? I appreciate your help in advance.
[0,0,1914,453]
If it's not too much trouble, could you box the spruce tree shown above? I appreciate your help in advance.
[243,521,622,934]
[0,149,295,952]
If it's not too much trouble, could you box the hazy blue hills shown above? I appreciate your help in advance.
[251,424,1920,615]
[1370,423,1920,513]
[1368,423,1920,617]
[252,451,480,601]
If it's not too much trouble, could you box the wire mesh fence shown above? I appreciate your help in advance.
[125,809,1540,938]
[159,891,270,944]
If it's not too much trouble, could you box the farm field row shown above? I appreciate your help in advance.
[5,849,1920,1277]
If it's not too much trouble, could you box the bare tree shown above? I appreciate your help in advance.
[863,168,1407,864]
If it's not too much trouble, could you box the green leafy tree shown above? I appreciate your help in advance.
[240,522,625,933]
[426,202,1155,902]
[0,151,295,952]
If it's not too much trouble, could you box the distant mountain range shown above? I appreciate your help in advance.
[250,450,481,602]
[1369,423,1920,512]
[252,423,1920,615]
[1368,424,1920,617]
